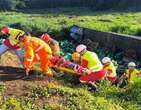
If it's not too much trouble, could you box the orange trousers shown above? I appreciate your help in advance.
[24,49,52,75]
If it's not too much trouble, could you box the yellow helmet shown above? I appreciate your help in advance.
[72,52,80,62]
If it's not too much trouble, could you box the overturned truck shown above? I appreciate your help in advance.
[70,25,141,61]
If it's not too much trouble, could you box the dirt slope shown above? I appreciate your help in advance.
[0,52,50,98]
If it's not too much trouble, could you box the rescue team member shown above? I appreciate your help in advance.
[125,62,141,83]
[102,57,117,84]
[19,35,53,77]
[40,33,60,56]
[0,26,25,63]
[75,44,106,91]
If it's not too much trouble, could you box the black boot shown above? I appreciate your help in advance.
[87,83,98,92]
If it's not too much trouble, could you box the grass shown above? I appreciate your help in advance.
[1,78,141,110]
[0,8,141,36]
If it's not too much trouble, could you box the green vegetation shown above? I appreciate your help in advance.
[1,8,141,36]
[1,79,141,110]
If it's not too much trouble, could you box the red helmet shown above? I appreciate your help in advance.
[40,33,51,42]
[0,26,10,34]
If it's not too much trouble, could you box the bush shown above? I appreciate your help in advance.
[0,0,141,11]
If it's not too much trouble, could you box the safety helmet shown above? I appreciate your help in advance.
[128,62,136,67]
[40,33,51,42]
[0,26,9,34]
[76,44,87,53]
[102,57,111,64]
[72,52,80,61]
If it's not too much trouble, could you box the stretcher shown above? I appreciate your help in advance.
[51,56,91,76]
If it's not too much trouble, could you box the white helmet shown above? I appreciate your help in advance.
[128,62,136,67]
[102,57,111,64]
[76,44,87,53]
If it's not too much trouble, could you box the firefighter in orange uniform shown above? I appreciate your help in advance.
[19,35,53,77]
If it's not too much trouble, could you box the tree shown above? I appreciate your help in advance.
[0,0,25,10]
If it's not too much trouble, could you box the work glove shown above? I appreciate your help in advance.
[82,68,90,75]
[74,65,90,75]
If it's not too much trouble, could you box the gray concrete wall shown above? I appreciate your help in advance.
[83,28,141,59]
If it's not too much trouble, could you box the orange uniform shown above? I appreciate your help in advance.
[21,36,52,75]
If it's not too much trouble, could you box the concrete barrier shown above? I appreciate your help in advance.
[81,27,141,59]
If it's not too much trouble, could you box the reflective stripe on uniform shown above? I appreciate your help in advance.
[35,53,40,60]
[35,44,45,52]
[26,58,33,62]
[90,64,103,72]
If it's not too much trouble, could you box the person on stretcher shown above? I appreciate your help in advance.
[51,56,89,75]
